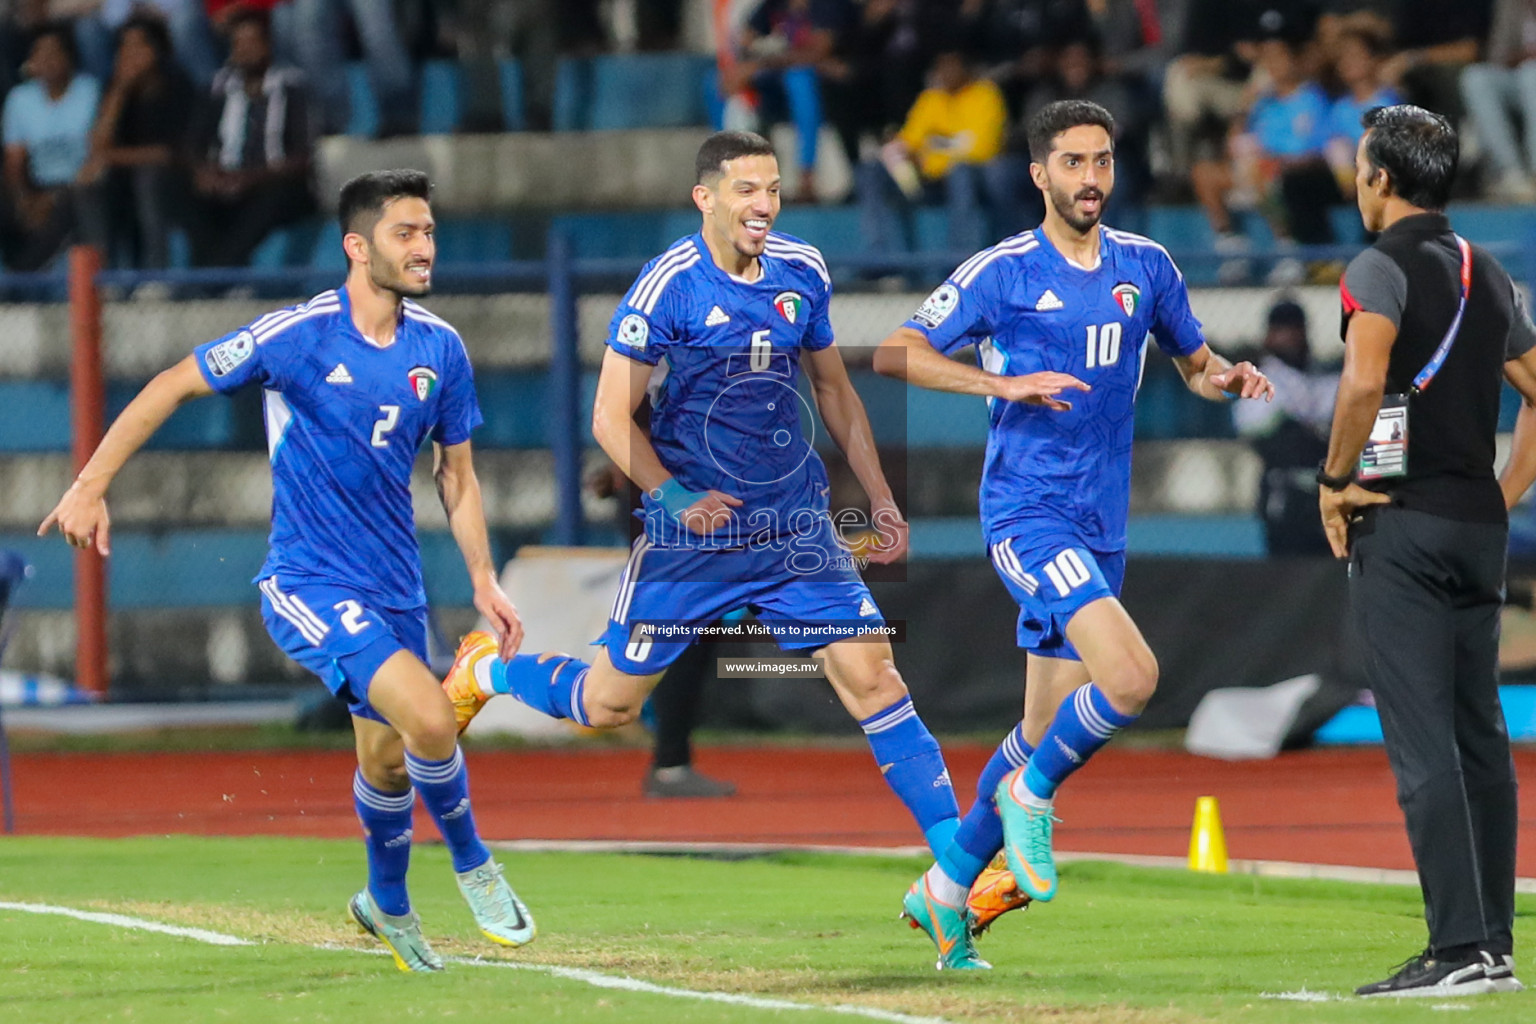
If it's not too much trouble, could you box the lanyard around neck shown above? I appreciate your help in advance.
[1410,235,1472,394]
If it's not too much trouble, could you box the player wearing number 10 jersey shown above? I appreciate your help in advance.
[875,101,1275,963]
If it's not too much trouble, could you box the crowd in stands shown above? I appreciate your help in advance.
[0,1,1529,276]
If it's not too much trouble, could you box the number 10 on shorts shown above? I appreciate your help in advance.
[1043,549,1091,597]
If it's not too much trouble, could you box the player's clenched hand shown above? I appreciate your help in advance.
[993,371,1091,411]
[474,578,525,659]
[679,490,743,536]
[1208,361,1275,401]
[866,499,909,564]
[38,483,113,556]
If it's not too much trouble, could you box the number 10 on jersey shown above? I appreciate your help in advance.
[1085,322,1122,369]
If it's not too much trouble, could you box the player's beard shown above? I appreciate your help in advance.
[372,254,433,298]
[1048,181,1106,234]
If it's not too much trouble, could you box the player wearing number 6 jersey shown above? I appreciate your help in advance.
[445,133,970,963]
[38,170,535,972]
[875,100,1275,960]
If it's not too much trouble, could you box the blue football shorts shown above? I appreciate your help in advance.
[258,575,429,723]
[986,533,1127,660]
[601,517,885,675]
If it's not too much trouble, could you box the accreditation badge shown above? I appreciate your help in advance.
[1358,393,1408,480]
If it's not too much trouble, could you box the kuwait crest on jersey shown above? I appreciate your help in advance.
[1112,282,1141,318]
[773,291,803,324]
[408,366,438,401]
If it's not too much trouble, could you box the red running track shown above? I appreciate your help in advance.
[6,744,1535,874]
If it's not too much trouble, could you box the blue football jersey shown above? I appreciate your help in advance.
[904,226,1206,550]
[194,288,483,607]
[606,231,836,544]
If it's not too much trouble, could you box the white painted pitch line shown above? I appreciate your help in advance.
[0,901,254,946]
[0,901,950,1024]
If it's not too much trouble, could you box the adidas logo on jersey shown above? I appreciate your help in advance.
[326,363,353,384]
[1035,290,1064,311]
[705,305,731,326]
[858,597,878,617]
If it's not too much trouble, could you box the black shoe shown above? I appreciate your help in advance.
[644,766,736,799]
[1484,952,1526,993]
[1355,949,1497,998]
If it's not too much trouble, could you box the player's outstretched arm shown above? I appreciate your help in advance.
[37,354,214,555]
[1172,344,1276,403]
[803,344,907,562]
[873,327,1090,410]
[435,439,524,659]
[591,348,741,535]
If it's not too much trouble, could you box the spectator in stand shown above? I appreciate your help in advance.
[1192,30,1338,279]
[1086,0,1179,84]
[73,1,219,87]
[1382,0,1492,119]
[1023,35,1148,211]
[967,0,1092,77]
[274,0,415,136]
[0,21,97,271]
[724,0,852,200]
[857,49,1018,255]
[1232,298,1338,555]
[821,0,930,168]
[1325,27,1399,198]
[1162,0,1317,181]
[1460,0,1536,201]
[0,2,49,99]
[185,7,313,266]
[75,14,191,268]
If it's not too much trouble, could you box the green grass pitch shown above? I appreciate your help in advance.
[0,835,1530,1022]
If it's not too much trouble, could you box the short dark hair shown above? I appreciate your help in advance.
[225,6,271,38]
[118,14,172,65]
[338,169,433,239]
[695,130,775,185]
[1361,104,1458,210]
[30,21,78,68]
[1026,99,1115,163]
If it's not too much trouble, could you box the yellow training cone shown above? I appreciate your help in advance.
[1188,795,1228,873]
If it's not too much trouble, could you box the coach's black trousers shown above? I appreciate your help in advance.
[1348,505,1519,955]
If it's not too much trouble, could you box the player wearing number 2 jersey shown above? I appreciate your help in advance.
[40,171,536,972]
[875,101,1275,962]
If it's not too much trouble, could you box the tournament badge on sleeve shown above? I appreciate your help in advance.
[1358,393,1408,480]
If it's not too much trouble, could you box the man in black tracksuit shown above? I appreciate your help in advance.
[1320,104,1535,998]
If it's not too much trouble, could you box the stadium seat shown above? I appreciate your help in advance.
[345,61,381,138]
[434,217,513,264]
[498,57,525,131]
[551,58,590,131]
[420,59,464,135]
[771,207,862,259]
[587,53,713,130]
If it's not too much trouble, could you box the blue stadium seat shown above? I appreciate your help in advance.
[1449,204,1536,246]
[587,53,713,130]
[772,207,862,258]
[434,217,513,263]
[552,58,590,131]
[345,61,380,138]
[309,221,347,271]
[420,59,464,134]
[498,57,525,131]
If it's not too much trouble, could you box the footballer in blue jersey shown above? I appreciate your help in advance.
[41,171,536,970]
[875,101,1275,959]
[444,134,968,936]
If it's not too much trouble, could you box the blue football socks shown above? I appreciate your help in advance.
[404,747,491,874]
[937,723,1034,887]
[1023,683,1137,800]
[859,696,960,857]
[352,771,414,916]
[486,652,593,727]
